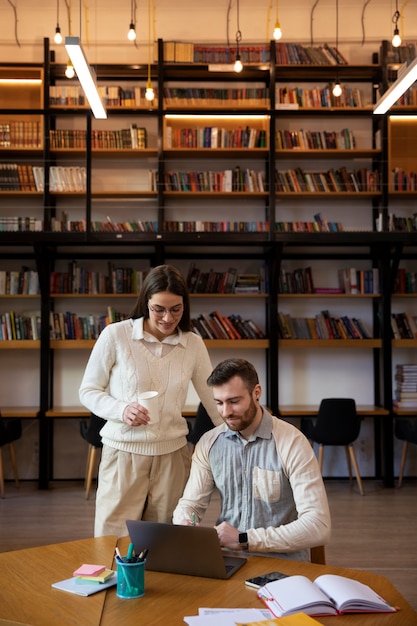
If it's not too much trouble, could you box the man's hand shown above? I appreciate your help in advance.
[214,521,241,550]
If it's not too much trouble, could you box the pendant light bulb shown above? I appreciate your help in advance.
[145,81,155,102]
[128,23,136,41]
[392,28,401,48]
[234,55,243,73]
[65,61,75,79]
[333,81,342,97]
[273,21,282,41]
[54,26,63,45]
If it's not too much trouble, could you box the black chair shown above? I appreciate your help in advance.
[186,402,215,445]
[301,398,364,495]
[0,415,22,498]
[395,416,417,487]
[79,413,105,499]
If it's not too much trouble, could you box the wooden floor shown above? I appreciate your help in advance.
[0,478,416,612]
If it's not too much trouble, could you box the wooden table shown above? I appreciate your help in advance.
[0,536,415,626]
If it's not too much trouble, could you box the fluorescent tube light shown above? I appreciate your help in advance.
[65,36,107,119]
[373,57,417,115]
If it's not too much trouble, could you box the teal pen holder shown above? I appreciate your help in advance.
[116,559,146,599]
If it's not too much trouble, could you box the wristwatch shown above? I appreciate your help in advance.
[238,532,249,550]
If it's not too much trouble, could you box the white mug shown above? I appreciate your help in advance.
[138,391,159,423]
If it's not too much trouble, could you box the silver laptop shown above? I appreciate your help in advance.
[126,519,247,579]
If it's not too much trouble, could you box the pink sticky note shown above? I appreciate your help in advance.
[73,564,106,577]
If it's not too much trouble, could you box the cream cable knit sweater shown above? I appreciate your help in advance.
[79,317,222,456]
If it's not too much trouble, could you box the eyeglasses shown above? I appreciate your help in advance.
[148,303,184,317]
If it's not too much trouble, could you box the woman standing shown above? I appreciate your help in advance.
[79,264,221,537]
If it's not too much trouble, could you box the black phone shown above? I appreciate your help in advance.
[245,571,289,589]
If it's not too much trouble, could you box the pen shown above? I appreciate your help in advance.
[126,542,135,562]
[137,548,148,562]
[191,512,196,526]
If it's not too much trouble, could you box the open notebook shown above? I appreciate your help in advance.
[126,519,247,579]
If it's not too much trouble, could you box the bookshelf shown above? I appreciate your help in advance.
[1,38,417,487]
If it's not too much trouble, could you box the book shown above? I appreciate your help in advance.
[52,571,116,596]
[257,573,397,617]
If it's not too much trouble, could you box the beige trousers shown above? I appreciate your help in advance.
[94,444,191,537]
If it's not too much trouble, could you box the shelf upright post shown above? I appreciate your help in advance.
[379,242,403,486]
[156,38,165,243]
[35,242,55,489]
[268,39,276,238]
[267,243,280,415]
[85,111,92,235]
[43,37,53,232]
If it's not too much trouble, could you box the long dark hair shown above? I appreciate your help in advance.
[130,264,191,332]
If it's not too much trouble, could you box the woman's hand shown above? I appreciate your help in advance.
[122,402,150,427]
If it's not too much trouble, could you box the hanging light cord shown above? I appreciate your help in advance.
[361,0,372,46]
[147,0,152,85]
[392,1,400,30]
[64,0,72,36]
[310,0,320,46]
[6,0,20,47]
[226,0,232,54]
[235,0,242,56]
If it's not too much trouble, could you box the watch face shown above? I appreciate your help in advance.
[239,532,248,545]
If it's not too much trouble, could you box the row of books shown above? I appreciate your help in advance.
[380,40,417,67]
[49,86,158,108]
[0,121,42,149]
[275,220,343,233]
[278,310,371,340]
[338,267,380,295]
[392,87,417,107]
[394,268,417,293]
[44,166,86,192]
[278,266,379,295]
[279,267,314,294]
[275,42,348,66]
[0,311,40,341]
[0,268,40,295]
[276,86,364,109]
[394,363,417,408]
[388,214,417,233]
[162,221,269,233]
[0,163,37,191]
[274,167,380,193]
[155,40,195,63]
[390,168,417,191]
[186,265,266,294]
[391,313,417,340]
[0,164,86,192]
[163,87,269,108]
[49,126,147,150]
[163,168,266,192]
[50,263,149,295]
[192,44,271,65]
[164,126,267,149]
[49,309,128,340]
[191,311,265,341]
[0,217,43,232]
[91,220,158,234]
[276,128,356,151]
